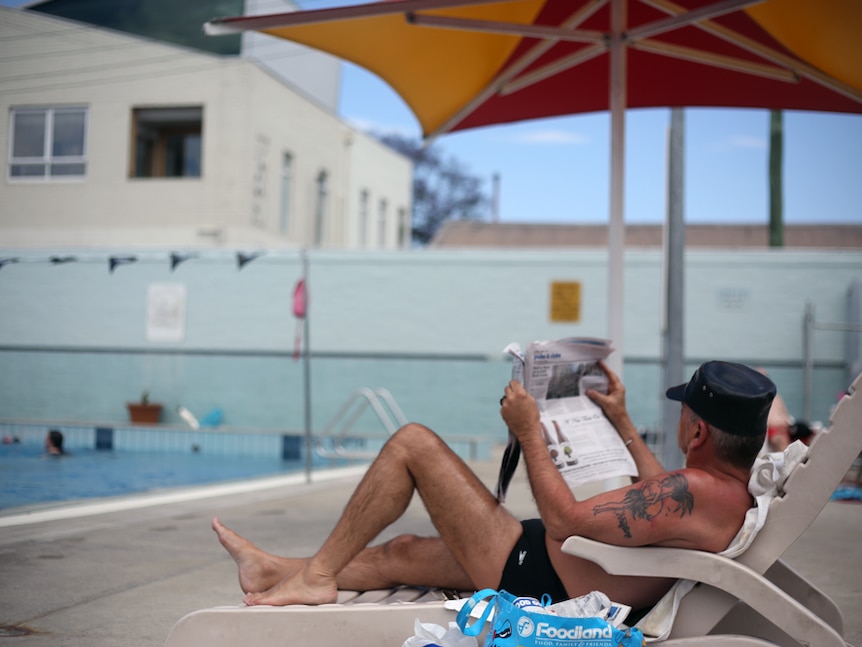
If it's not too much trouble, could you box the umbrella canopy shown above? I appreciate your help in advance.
[206,0,862,139]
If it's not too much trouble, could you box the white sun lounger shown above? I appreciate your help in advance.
[165,373,861,647]
[562,371,861,646]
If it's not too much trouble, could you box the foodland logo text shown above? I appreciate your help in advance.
[535,623,613,640]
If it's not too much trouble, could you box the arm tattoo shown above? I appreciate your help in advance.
[592,473,694,539]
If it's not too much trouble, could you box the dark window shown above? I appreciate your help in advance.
[132,107,202,178]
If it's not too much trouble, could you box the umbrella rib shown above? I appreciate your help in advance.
[698,19,862,103]
[500,44,606,96]
[627,0,764,43]
[205,0,506,34]
[427,0,608,139]
[407,13,604,45]
[641,0,862,104]
[633,39,797,83]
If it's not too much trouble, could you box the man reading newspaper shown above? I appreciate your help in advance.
[496,338,638,500]
[214,359,775,615]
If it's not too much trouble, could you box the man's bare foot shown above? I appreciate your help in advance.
[243,564,338,606]
[212,517,304,593]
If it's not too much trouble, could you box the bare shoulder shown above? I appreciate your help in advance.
[582,468,751,552]
[650,467,751,551]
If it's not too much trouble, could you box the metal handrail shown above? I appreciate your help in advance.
[316,387,408,460]
[802,284,862,421]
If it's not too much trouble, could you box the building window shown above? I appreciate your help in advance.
[131,107,202,178]
[279,152,293,234]
[9,106,87,179]
[377,198,388,247]
[358,189,369,247]
[314,170,328,246]
[398,207,408,248]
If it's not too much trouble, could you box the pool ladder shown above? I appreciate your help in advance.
[315,387,407,460]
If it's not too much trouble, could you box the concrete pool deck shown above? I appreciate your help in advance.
[0,452,860,647]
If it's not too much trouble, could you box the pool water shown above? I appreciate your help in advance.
[0,443,328,510]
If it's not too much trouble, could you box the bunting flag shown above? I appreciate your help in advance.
[170,252,197,272]
[237,251,263,270]
[292,278,307,361]
[0,250,295,272]
[108,256,138,273]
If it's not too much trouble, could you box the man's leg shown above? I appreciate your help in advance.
[214,519,474,593]
[328,534,476,591]
[242,423,524,605]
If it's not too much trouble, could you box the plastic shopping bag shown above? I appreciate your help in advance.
[402,618,479,647]
[456,589,644,647]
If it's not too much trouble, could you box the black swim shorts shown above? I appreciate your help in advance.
[497,518,569,603]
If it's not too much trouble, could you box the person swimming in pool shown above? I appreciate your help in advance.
[44,429,67,456]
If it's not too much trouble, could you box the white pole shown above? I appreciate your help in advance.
[608,0,626,376]
[662,108,686,471]
[803,301,814,422]
[492,172,501,222]
[602,0,630,492]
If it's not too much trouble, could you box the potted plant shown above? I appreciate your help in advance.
[126,390,163,424]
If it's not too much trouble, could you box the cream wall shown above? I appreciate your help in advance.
[236,62,346,247]
[345,129,413,249]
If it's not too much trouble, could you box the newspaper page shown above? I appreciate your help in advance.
[496,338,637,500]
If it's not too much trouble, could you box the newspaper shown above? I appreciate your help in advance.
[495,338,638,501]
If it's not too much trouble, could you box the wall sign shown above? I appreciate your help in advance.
[550,281,582,323]
[147,283,187,342]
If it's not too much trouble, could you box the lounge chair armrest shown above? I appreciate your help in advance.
[562,536,707,579]
[561,536,845,647]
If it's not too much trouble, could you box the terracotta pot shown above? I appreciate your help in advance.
[126,403,163,424]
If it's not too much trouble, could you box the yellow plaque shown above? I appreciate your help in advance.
[550,282,581,322]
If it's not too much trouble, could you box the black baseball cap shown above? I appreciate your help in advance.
[666,361,776,437]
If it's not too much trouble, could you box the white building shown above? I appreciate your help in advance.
[0,6,412,249]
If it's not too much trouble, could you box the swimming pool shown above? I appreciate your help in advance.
[0,421,486,511]
[0,442,329,510]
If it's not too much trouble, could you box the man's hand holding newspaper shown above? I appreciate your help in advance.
[495,338,638,501]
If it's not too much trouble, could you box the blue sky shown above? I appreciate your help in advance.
[304,0,862,226]
[7,0,861,225]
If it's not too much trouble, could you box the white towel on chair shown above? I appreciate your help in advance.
[634,441,809,641]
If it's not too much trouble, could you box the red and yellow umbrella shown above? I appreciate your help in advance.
[207,0,862,139]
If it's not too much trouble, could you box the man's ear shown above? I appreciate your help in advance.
[688,420,709,450]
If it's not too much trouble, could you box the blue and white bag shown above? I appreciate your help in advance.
[455,589,644,647]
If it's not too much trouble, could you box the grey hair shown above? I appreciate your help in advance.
[685,408,764,471]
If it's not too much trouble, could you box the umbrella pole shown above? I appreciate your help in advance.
[662,108,686,471]
[603,0,632,491]
[608,0,626,376]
